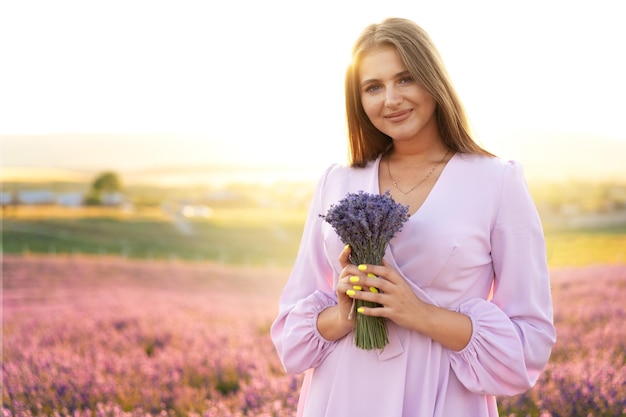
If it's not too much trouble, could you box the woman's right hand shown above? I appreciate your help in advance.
[336,244,359,322]
[316,245,356,341]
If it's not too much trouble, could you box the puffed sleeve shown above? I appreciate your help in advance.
[270,165,341,374]
[449,160,557,395]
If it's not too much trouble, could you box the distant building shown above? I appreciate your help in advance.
[17,190,55,205]
[6,189,130,207]
[56,193,83,207]
[0,192,13,205]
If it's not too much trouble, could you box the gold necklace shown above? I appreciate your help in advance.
[387,149,451,195]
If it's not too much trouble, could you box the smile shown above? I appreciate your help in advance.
[384,109,412,123]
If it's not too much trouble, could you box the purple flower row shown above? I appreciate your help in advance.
[3,256,626,416]
[2,256,302,417]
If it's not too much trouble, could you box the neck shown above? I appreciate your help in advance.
[387,139,448,163]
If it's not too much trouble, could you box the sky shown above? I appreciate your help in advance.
[1,0,625,180]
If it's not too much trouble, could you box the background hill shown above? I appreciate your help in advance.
[1,133,337,186]
[3,132,626,186]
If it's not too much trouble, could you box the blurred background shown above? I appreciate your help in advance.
[2,1,626,416]
[2,0,625,265]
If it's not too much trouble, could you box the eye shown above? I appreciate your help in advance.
[398,75,414,85]
[363,83,383,93]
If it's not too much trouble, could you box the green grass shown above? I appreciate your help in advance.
[1,214,305,266]
[2,209,625,267]
[545,228,626,267]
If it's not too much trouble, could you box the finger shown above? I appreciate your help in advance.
[338,244,351,268]
[357,263,401,286]
[337,274,361,295]
[345,273,380,294]
[354,266,387,293]
[356,263,387,278]
[345,284,385,304]
[356,304,386,317]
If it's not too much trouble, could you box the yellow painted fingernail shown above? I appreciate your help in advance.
[346,289,356,297]
[357,307,365,314]
[369,287,379,293]
[344,244,350,250]
[349,276,359,283]
[358,264,367,271]
[352,285,362,291]
[367,273,376,278]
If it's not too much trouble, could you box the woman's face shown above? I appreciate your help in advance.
[359,46,438,143]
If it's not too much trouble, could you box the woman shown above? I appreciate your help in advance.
[271,17,556,417]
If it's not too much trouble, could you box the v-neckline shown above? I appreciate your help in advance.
[374,152,457,219]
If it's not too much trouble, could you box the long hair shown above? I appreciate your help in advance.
[345,17,494,167]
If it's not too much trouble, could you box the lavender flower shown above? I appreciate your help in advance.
[320,191,410,350]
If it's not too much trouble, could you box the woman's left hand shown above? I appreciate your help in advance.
[350,260,473,350]
[348,259,427,332]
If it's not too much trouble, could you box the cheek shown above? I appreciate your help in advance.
[415,90,437,111]
[361,96,380,122]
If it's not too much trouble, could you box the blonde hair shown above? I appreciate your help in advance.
[345,17,494,167]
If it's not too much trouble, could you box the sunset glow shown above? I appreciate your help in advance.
[1,0,625,180]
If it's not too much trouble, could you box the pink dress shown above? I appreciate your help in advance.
[271,153,556,417]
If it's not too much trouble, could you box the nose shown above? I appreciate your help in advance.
[384,86,402,107]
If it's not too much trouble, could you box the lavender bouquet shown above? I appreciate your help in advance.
[320,190,410,350]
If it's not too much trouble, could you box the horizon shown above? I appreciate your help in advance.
[2,130,626,186]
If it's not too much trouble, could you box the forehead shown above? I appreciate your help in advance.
[359,45,407,81]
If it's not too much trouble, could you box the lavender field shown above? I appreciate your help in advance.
[2,255,626,416]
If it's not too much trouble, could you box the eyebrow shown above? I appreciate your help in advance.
[361,70,411,87]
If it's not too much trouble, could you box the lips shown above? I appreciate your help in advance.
[384,109,412,123]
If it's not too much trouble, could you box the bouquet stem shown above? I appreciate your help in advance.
[354,300,388,350]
